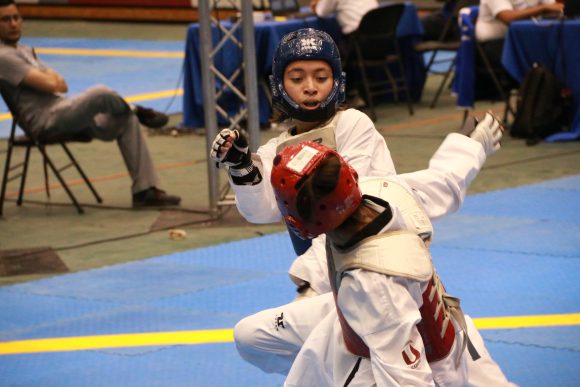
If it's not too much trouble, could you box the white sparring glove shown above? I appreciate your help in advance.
[209,129,262,185]
[460,112,504,157]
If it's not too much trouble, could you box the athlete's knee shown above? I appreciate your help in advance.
[233,315,260,356]
[86,84,117,98]
[85,85,129,113]
[234,315,293,375]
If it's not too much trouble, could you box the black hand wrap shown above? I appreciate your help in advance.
[229,156,262,185]
[209,129,262,185]
[225,130,250,167]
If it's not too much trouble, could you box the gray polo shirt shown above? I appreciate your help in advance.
[0,43,62,136]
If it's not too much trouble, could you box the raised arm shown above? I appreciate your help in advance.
[398,113,503,220]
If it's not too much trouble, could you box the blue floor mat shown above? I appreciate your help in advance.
[0,176,578,386]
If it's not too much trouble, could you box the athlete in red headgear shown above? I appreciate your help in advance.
[235,115,516,386]
[263,139,514,385]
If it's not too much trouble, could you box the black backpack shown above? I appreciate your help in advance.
[510,63,572,145]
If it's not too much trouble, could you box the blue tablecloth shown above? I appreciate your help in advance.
[502,19,580,142]
[452,6,478,110]
[182,3,424,128]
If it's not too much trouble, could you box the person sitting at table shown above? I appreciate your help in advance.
[310,0,379,107]
[0,0,181,208]
[474,0,564,98]
[310,0,377,35]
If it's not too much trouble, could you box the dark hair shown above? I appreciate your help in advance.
[0,0,16,7]
[295,154,341,222]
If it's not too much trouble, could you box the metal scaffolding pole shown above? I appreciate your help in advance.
[198,0,261,218]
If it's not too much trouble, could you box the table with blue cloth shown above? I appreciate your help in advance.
[502,19,580,142]
[182,3,425,129]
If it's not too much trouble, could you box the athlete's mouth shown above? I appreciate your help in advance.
[302,100,320,109]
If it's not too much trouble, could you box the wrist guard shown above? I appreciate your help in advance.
[230,160,262,185]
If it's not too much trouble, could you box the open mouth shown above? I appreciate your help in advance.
[302,100,320,109]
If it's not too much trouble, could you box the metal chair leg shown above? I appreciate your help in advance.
[355,47,377,122]
[0,122,17,216]
[430,57,456,109]
[17,145,32,206]
[61,143,103,203]
[35,144,84,214]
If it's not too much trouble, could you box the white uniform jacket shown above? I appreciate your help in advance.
[286,171,515,387]
[231,108,396,224]
[235,130,514,386]
[291,131,488,294]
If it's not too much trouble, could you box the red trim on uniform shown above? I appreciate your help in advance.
[417,277,456,362]
[336,301,370,358]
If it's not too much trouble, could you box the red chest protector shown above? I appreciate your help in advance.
[326,180,461,363]
[330,271,456,362]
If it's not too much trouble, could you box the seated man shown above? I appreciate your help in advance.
[474,0,564,98]
[0,0,180,207]
[310,0,378,36]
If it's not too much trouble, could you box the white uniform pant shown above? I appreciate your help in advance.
[234,292,516,386]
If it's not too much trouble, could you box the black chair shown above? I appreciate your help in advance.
[349,3,414,121]
[414,0,480,108]
[0,113,103,216]
[474,41,516,124]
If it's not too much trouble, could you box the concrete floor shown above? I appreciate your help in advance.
[1,18,579,287]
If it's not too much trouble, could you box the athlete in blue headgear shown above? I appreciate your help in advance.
[269,28,346,123]
[210,27,397,298]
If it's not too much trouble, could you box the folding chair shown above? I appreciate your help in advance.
[414,0,479,108]
[349,3,414,121]
[0,113,103,216]
[452,6,515,124]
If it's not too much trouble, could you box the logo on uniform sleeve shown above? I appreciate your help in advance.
[402,341,422,369]
[273,312,285,331]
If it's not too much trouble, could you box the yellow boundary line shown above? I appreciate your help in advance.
[34,47,184,59]
[473,313,580,329]
[124,88,183,103]
[1,313,578,356]
[0,89,183,122]
[0,329,234,356]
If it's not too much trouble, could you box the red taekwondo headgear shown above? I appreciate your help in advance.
[271,141,362,240]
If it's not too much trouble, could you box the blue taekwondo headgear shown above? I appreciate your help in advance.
[270,28,346,122]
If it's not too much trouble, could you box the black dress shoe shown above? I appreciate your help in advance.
[132,187,181,208]
[135,105,169,128]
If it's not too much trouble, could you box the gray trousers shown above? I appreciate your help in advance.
[41,85,160,194]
